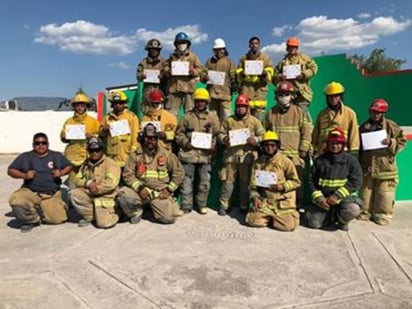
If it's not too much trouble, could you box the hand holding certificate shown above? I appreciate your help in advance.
[361,129,388,150]
[191,132,212,149]
[255,170,278,188]
[207,70,225,86]
[171,61,190,76]
[228,128,250,146]
[143,69,160,83]
[245,60,263,75]
[65,124,86,140]
[109,119,131,137]
[283,64,301,79]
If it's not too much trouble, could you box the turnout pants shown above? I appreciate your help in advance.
[9,187,67,225]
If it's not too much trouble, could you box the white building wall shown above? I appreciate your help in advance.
[0,111,98,153]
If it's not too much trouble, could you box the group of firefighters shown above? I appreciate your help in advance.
[7,33,406,233]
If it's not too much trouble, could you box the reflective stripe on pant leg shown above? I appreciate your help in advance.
[70,188,94,222]
[94,198,118,228]
[9,188,41,224]
[39,190,67,224]
[272,210,300,232]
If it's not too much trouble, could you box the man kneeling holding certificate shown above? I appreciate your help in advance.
[246,131,301,231]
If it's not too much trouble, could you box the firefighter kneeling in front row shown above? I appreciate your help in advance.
[246,131,301,231]
[117,124,185,224]
[305,127,362,231]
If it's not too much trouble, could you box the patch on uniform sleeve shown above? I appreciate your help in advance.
[158,155,167,165]
[136,162,146,175]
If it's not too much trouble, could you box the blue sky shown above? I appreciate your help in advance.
[1,0,411,99]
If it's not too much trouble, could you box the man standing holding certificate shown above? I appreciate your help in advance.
[60,89,100,188]
[163,32,203,117]
[246,131,300,231]
[136,39,167,113]
[202,38,237,122]
[273,37,318,122]
[217,94,264,215]
[99,91,140,173]
[358,99,406,225]
[236,36,274,121]
[175,88,220,214]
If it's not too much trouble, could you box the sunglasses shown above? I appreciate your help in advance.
[277,92,291,97]
[88,148,102,153]
[34,141,48,146]
[112,101,126,105]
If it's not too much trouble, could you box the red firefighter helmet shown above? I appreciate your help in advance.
[149,89,164,103]
[327,127,347,144]
[275,81,295,93]
[370,99,388,113]
[235,94,249,106]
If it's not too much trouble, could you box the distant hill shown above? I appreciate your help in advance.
[11,96,69,111]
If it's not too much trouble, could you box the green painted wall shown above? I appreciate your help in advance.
[110,53,412,202]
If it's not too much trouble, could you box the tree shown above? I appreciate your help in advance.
[352,48,406,74]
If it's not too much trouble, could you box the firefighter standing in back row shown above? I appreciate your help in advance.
[236,36,274,121]
[218,94,264,215]
[175,88,220,214]
[60,89,100,188]
[273,37,318,122]
[163,32,204,117]
[141,89,178,153]
[136,39,167,113]
[358,99,406,225]
[246,131,301,231]
[312,81,359,158]
[202,38,237,122]
[264,81,312,211]
[99,91,140,174]
[117,124,185,224]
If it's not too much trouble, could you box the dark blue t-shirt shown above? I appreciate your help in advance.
[8,150,71,194]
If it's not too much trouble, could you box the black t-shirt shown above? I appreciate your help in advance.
[8,150,71,194]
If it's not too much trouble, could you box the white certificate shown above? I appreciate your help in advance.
[191,132,212,149]
[361,129,388,150]
[207,70,225,86]
[65,124,85,140]
[109,119,130,137]
[143,69,160,84]
[283,64,301,79]
[245,60,263,75]
[171,61,190,76]
[141,121,162,132]
[229,128,250,146]
[255,170,278,188]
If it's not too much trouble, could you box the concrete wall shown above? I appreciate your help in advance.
[0,111,97,153]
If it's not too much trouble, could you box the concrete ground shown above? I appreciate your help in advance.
[0,154,411,309]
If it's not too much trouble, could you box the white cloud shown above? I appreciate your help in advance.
[357,13,371,19]
[272,25,290,37]
[133,24,208,50]
[108,62,130,69]
[262,15,412,60]
[34,21,208,55]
